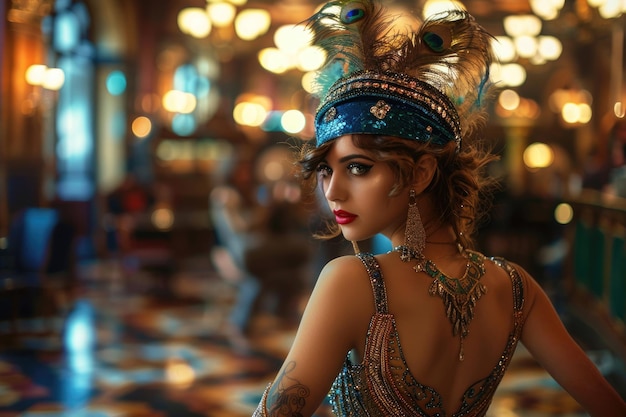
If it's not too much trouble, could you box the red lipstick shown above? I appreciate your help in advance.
[333,209,357,225]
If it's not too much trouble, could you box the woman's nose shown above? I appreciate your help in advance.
[324,174,345,202]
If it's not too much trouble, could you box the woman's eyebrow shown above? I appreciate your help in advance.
[338,154,376,163]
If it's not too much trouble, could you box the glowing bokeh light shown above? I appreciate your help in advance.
[106,70,127,96]
[234,9,271,40]
[554,203,574,225]
[172,113,197,136]
[274,24,313,54]
[207,2,236,27]
[152,208,174,230]
[258,48,291,74]
[42,68,65,90]
[177,8,211,38]
[25,64,47,85]
[523,142,554,169]
[499,89,521,111]
[491,36,517,62]
[301,71,318,93]
[422,0,466,18]
[163,90,197,114]
[233,102,268,126]
[132,116,152,138]
[281,109,306,133]
[296,46,326,72]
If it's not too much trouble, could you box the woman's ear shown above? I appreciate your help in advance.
[413,154,437,193]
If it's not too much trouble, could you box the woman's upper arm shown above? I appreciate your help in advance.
[520,270,626,416]
[263,256,374,417]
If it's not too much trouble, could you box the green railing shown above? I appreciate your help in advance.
[570,190,626,330]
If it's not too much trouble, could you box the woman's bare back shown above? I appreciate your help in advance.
[349,252,521,414]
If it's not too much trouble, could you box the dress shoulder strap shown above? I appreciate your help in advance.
[490,256,525,313]
[356,252,388,314]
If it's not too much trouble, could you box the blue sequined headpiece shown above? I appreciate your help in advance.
[315,70,462,149]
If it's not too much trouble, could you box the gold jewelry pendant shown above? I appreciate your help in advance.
[424,250,486,361]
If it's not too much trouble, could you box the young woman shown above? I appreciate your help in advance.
[252,1,626,415]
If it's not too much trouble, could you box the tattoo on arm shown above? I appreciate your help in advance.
[267,361,311,417]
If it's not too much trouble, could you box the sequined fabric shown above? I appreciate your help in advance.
[315,71,462,150]
[329,253,525,417]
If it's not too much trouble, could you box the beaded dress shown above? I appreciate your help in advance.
[329,252,526,417]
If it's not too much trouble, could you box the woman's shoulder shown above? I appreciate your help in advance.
[481,252,543,308]
[312,254,379,319]
[482,253,535,284]
[316,254,380,297]
[321,254,373,281]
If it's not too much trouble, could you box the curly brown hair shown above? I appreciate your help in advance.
[297,135,500,250]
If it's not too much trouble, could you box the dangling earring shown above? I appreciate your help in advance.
[351,240,360,254]
[399,189,426,268]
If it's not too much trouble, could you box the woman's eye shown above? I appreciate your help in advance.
[316,164,332,177]
[347,162,372,176]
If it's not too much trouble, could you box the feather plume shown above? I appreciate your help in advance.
[306,0,495,138]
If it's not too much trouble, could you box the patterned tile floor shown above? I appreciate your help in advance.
[0,255,623,416]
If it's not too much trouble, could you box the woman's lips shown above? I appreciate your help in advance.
[333,210,357,225]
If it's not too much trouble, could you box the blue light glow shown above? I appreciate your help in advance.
[106,71,126,96]
[54,11,80,52]
[172,114,197,136]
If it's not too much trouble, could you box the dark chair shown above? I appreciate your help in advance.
[0,208,76,345]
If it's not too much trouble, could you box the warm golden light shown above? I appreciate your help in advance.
[163,90,197,114]
[422,0,466,18]
[577,103,592,123]
[523,142,554,168]
[152,208,175,230]
[615,102,625,118]
[234,9,271,40]
[165,358,195,388]
[498,89,521,111]
[554,203,574,225]
[491,63,526,87]
[207,3,236,27]
[258,48,291,74]
[177,8,211,38]
[491,36,517,62]
[561,102,592,124]
[537,36,562,61]
[513,36,538,59]
[43,68,66,90]
[208,0,247,5]
[281,110,306,134]
[274,25,314,55]
[598,1,624,18]
[132,116,152,138]
[503,15,542,37]
[25,64,47,85]
[233,102,268,126]
[296,46,326,72]
[530,0,564,20]
[301,71,318,93]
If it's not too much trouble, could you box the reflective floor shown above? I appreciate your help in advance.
[0,254,624,416]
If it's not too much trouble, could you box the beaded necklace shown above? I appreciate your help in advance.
[391,245,487,361]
